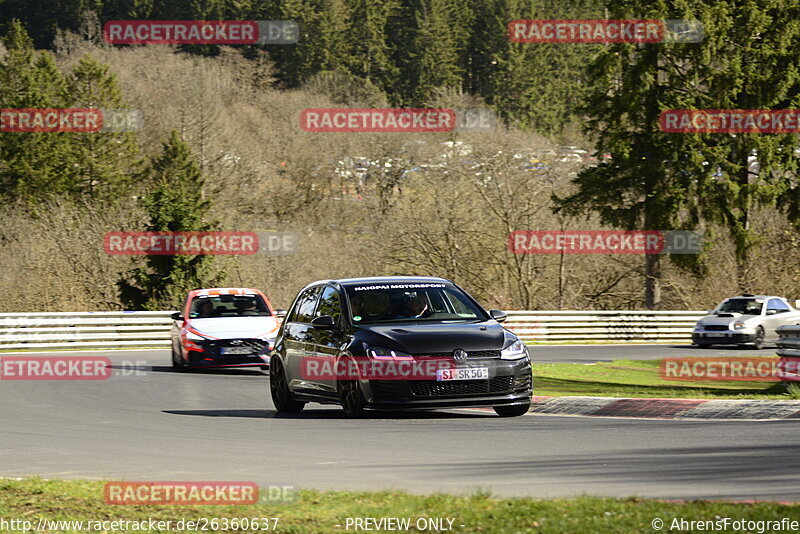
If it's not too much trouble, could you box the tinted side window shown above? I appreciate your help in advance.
[289,287,322,323]
[316,286,342,324]
[768,299,789,313]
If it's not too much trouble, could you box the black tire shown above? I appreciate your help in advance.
[699,344,714,349]
[339,380,367,418]
[494,403,531,417]
[270,357,305,413]
[752,327,765,350]
[171,342,187,370]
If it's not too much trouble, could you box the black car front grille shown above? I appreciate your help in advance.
[413,350,501,360]
[703,325,728,331]
[409,376,513,397]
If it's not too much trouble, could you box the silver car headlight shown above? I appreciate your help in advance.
[732,321,746,330]
[500,338,528,360]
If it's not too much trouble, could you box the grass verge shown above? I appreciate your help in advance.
[533,358,799,399]
[0,478,797,534]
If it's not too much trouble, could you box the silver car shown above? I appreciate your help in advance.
[692,295,800,349]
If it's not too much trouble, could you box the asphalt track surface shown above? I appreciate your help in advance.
[1,346,798,501]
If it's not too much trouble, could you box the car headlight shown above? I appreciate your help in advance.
[695,321,704,329]
[366,347,413,360]
[733,321,746,330]
[500,338,528,360]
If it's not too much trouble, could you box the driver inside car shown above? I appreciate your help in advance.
[196,300,215,317]
[235,298,260,316]
[394,292,430,319]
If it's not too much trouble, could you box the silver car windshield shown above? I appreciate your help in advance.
[716,299,762,315]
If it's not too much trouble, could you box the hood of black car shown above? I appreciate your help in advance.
[356,321,507,353]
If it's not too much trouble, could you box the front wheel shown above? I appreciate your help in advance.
[339,380,367,418]
[752,327,765,350]
[270,357,305,413]
[171,342,186,370]
[494,403,531,417]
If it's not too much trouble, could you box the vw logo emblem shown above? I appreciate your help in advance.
[453,349,468,363]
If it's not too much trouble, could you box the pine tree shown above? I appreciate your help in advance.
[273,0,353,87]
[490,0,603,135]
[118,130,223,310]
[553,0,800,305]
[683,0,800,290]
[0,20,75,203]
[345,0,400,98]
[65,54,140,198]
[407,0,470,105]
[552,1,704,309]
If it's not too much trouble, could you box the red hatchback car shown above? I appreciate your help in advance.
[170,288,286,370]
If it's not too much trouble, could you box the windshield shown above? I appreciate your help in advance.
[189,294,272,318]
[344,283,487,324]
[716,298,763,315]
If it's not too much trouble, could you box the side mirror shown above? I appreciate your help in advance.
[310,315,335,329]
[275,309,288,318]
[489,309,507,323]
[170,312,184,321]
[766,309,778,315]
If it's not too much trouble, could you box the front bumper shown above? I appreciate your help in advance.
[185,338,271,368]
[364,358,532,409]
[692,332,756,345]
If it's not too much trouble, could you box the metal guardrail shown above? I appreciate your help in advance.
[0,311,173,349]
[0,310,709,350]
[505,310,706,343]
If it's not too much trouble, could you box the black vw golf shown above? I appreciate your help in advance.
[269,276,532,417]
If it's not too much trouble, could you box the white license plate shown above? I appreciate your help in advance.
[436,367,489,381]
[220,346,253,355]
[705,333,726,337]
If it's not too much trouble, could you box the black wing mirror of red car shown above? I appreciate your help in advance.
[170,312,184,321]
[489,309,507,323]
[310,315,335,329]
